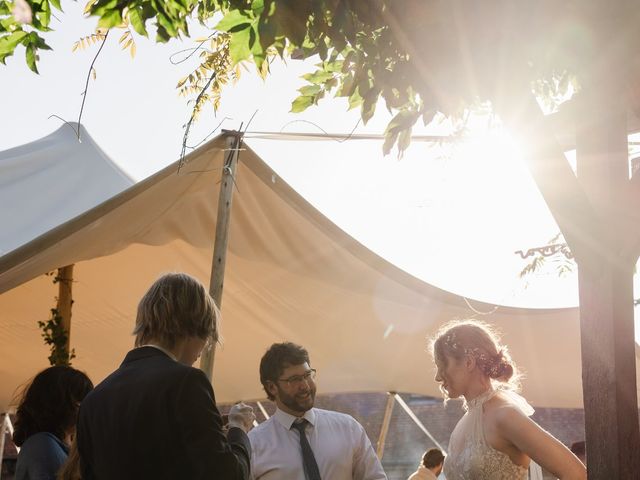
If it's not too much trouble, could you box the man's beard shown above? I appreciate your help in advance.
[278,384,316,413]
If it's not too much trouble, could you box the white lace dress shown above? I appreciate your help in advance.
[443,388,533,480]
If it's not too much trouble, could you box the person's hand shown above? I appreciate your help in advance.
[227,402,256,433]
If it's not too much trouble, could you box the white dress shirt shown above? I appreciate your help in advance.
[248,407,387,480]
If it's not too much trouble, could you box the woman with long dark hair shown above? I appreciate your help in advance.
[13,365,93,480]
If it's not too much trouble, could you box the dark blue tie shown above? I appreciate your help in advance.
[291,419,321,480]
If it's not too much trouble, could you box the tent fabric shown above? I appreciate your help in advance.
[0,126,630,412]
[0,124,133,256]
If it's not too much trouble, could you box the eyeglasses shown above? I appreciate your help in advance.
[277,369,317,388]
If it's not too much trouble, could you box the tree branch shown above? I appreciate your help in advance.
[501,91,602,265]
[77,30,110,141]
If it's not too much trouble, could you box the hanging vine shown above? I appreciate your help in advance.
[38,271,75,366]
[38,308,75,366]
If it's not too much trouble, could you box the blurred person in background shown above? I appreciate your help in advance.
[13,366,93,480]
[407,448,444,480]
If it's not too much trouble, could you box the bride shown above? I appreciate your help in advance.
[430,320,586,480]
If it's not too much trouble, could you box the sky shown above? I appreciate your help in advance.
[4,0,639,314]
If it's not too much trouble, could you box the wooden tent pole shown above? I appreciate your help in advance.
[0,414,7,480]
[393,393,445,452]
[56,264,74,362]
[200,132,242,381]
[376,391,395,459]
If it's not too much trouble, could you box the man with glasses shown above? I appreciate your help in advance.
[248,342,387,480]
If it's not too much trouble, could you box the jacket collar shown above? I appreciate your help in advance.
[120,345,173,366]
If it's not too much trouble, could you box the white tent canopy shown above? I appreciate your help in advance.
[1,125,626,411]
[0,125,133,255]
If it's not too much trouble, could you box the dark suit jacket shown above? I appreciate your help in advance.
[77,347,250,479]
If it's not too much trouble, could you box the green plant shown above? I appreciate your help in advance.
[38,307,75,366]
[37,270,75,366]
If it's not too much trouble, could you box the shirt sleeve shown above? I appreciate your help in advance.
[21,434,68,480]
[176,368,251,479]
[351,420,388,480]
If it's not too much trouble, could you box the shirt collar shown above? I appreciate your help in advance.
[273,406,316,430]
[140,344,177,362]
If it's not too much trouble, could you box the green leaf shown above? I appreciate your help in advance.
[128,7,148,36]
[397,126,412,155]
[422,109,436,126]
[1,16,18,31]
[37,0,52,29]
[348,88,363,110]
[25,44,38,73]
[258,17,276,50]
[0,30,28,56]
[337,74,355,97]
[273,0,311,46]
[229,25,252,63]
[98,9,123,29]
[91,0,119,17]
[215,9,253,33]
[50,0,62,11]
[317,38,327,60]
[290,95,314,113]
[298,84,321,96]
[323,59,343,73]
[382,130,399,156]
[251,0,264,15]
[156,12,178,37]
[155,25,170,43]
[301,70,333,84]
[385,109,419,133]
[249,25,264,65]
[35,36,52,51]
[361,89,379,125]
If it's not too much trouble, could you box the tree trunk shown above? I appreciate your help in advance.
[575,82,640,479]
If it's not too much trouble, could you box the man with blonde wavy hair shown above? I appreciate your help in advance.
[77,272,255,480]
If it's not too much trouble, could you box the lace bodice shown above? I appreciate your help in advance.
[442,388,530,480]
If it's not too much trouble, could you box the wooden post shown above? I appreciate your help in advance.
[56,264,74,362]
[0,414,7,480]
[200,132,242,381]
[376,392,395,459]
[575,77,640,479]
[499,4,640,476]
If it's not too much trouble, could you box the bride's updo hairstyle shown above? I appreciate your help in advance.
[431,319,520,391]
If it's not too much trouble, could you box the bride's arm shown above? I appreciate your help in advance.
[495,407,586,480]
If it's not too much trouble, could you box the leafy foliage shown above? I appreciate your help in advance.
[36,269,76,366]
[72,29,108,53]
[518,233,576,280]
[38,307,76,366]
[0,0,59,72]
[4,1,639,152]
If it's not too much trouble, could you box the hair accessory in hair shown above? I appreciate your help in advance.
[443,332,462,352]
